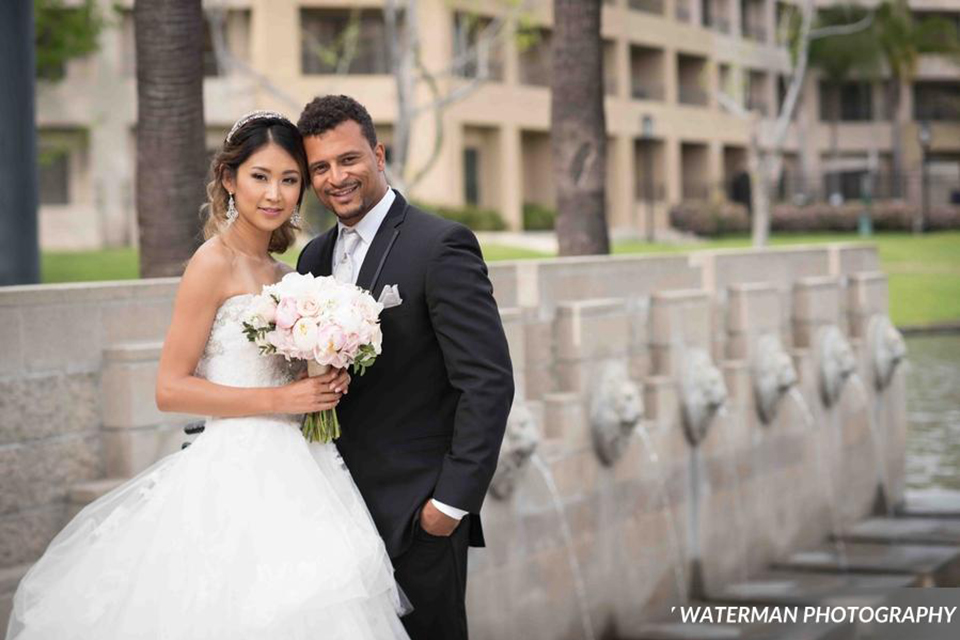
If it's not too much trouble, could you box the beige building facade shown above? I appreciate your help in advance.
[36,0,960,249]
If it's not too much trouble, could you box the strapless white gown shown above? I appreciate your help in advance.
[5,294,410,640]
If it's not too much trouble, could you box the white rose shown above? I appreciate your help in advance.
[292,317,319,354]
[251,295,278,324]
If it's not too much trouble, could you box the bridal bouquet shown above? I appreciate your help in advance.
[241,272,383,443]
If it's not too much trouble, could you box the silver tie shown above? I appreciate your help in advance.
[333,228,361,284]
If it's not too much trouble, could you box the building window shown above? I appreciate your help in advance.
[914,82,960,121]
[38,149,70,206]
[819,81,873,121]
[464,147,480,205]
[452,12,503,81]
[301,9,391,75]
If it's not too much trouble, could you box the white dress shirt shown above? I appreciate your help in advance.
[332,187,468,522]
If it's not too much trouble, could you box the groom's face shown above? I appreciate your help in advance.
[304,120,387,227]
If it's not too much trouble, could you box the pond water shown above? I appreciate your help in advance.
[904,334,960,498]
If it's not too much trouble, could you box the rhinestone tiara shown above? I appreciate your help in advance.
[225,110,291,143]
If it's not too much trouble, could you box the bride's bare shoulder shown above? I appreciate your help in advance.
[179,237,234,299]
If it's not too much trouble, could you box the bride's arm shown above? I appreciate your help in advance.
[155,244,342,418]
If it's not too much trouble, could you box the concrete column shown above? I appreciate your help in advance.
[798,74,821,196]
[730,0,743,38]
[666,135,682,204]
[499,124,523,231]
[616,35,631,102]
[88,2,132,247]
[90,119,133,247]
[764,0,776,46]
[649,290,712,376]
[665,47,679,104]
[708,140,724,199]
[610,134,637,232]
[503,17,519,86]
[101,343,191,477]
[250,0,299,106]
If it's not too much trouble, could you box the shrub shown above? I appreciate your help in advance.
[522,202,556,230]
[414,201,507,231]
[771,201,960,232]
[669,200,750,236]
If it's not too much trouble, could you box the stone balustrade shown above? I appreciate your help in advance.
[0,243,905,638]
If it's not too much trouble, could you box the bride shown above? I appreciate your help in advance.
[5,112,410,640]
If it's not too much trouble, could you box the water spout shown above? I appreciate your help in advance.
[530,453,596,640]
[849,374,894,518]
[789,387,848,570]
[636,424,688,602]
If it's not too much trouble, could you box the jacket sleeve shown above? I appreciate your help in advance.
[425,224,515,514]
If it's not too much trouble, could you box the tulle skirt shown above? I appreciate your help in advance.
[6,416,410,640]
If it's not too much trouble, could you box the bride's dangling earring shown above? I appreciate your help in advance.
[290,205,302,226]
[226,193,238,226]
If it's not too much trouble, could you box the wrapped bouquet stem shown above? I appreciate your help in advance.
[303,361,341,443]
[242,273,383,444]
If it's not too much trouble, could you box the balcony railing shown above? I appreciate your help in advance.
[674,1,692,23]
[628,0,665,15]
[631,81,665,101]
[679,84,709,106]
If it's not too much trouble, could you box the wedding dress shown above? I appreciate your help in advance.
[6,294,410,640]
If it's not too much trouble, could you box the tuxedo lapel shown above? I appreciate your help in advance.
[311,227,337,277]
[355,192,408,296]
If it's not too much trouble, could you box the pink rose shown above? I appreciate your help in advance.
[275,297,299,330]
[296,293,323,318]
[312,325,346,366]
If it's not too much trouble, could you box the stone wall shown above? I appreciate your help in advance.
[0,244,907,638]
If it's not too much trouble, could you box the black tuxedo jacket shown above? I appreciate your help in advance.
[296,191,514,558]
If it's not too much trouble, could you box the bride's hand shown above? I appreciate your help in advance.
[295,367,351,394]
[278,375,344,414]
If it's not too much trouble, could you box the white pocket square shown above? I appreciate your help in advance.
[378,284,403,309]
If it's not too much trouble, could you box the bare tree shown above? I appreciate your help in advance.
[134,0,206,277]
[550,0,609,256]
[207,1,521,194]
[718,0,873,246]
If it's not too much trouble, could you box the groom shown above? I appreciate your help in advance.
[295,95,514,639]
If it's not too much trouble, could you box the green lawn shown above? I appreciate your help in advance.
[39,231,960,328]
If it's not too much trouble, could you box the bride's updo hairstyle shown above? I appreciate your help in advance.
[202,112,309,254]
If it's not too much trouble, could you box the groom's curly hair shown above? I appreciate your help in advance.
[297,95,379,150]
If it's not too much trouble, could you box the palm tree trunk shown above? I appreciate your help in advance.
[829,81,840,200]
[134,0,206,277]
[551,0,609,256]
[887,78,903,198]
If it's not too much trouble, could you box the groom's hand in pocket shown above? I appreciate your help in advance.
[418,499,460,537]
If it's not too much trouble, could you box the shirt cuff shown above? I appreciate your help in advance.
[431,498,468,520]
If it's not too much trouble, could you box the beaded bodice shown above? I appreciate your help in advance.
[195,294,299,389]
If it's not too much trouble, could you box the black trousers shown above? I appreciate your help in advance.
[393,517,471,640]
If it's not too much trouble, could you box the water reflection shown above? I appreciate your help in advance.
[905,334,960,495]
